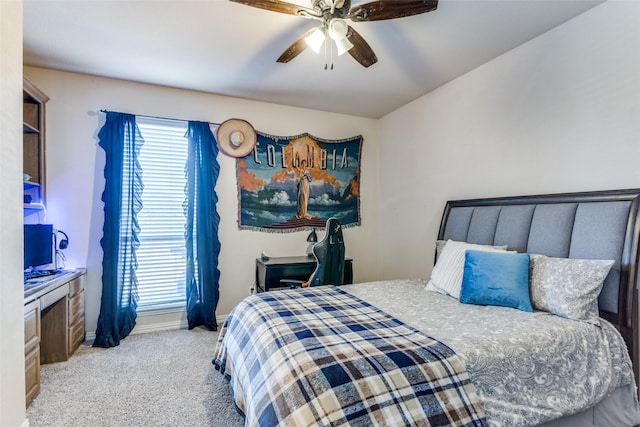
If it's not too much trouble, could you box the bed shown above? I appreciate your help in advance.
[214,189,640,426]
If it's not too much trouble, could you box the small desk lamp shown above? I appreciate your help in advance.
[306,229,318,257]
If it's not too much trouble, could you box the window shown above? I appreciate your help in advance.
[135,117,189,310]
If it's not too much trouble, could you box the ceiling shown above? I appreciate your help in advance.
[23,0,604,119]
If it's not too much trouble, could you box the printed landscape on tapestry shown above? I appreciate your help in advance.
[237,132,362,231]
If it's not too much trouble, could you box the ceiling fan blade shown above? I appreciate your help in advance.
[349,0,438,22]
[230,0,315,17]
[276,28,315,63]
[346,26,377,68]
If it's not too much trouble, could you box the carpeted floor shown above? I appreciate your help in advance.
[26,328,244,427]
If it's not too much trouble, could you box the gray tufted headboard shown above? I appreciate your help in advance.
[437,189,640,388]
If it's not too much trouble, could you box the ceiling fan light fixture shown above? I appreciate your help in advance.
[334,36,353,56]
[304,27,325,53]
[328,18,348,41]
[233,0,439,68]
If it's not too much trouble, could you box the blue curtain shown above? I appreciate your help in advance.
[93,112,143,348]
[185,121,221,330]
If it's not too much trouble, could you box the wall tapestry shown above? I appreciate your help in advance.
[237,132,362,232]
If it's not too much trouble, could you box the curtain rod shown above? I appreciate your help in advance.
[99,109,220,126]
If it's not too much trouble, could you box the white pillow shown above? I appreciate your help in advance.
[435,239,508,257]
[428,239,508,298]
[424,280,444,293]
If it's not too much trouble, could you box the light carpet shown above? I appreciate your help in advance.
[26,328,244,427]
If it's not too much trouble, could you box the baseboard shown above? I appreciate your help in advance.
[131,319,189,335]
[22,418,30,427]
[85,314,228,341]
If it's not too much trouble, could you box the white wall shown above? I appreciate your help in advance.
[376,0,640,280]
[1,2,28,426]
[1,2,634,426]
[22,67,381,335]
[18,0,640,351]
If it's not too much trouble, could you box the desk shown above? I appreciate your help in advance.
[24,269,86,407]
[256,256,353,292]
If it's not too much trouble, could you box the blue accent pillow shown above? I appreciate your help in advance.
[460,250,533,312]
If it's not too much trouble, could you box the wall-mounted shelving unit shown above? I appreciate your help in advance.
[23,77,49,211]
[23,77,50,408]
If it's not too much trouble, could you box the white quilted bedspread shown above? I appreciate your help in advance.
[343,279,635,427]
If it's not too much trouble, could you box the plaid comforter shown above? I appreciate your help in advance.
[213,286,486,427]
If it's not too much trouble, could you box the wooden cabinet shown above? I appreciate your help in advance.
[23,77,49,210]
[24,300,41,407]
[67,275,86,355]
[23,76,48,406]
[24,270,86,407]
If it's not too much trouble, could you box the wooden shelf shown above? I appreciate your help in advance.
[23,122,40,134]
[23,77,48,208]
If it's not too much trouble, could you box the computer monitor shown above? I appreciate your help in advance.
[24,224,54,270]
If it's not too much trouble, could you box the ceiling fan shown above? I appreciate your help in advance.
[229,0,439,68]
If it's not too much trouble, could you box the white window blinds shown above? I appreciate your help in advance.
[135,117,189,310]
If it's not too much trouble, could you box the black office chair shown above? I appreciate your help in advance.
[281,217,346,289]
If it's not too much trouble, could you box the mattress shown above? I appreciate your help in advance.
[343,279,640,427]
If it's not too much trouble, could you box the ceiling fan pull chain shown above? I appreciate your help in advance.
[323,34,328,70]
[329,39,335,71]
[323,33,333,70]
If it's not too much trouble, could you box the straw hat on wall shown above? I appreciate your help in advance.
[216,118,257,158]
